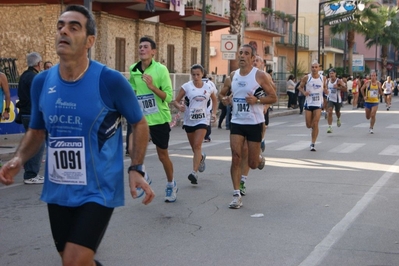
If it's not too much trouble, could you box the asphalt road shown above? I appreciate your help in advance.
[1,99,399,266]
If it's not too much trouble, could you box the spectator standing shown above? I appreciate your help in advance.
[43,61,53,70]
[0,71,10,121]
[286,75,297,109]
[17,52,45,184]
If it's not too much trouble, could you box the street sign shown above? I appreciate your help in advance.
[222,52,236,60]
[352,54,364,72]
[221,34,238,52]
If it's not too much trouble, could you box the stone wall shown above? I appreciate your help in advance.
[0,4,204,77]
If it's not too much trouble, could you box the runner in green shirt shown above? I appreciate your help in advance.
[128,36,177,203]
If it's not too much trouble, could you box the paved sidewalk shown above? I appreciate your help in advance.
[0,106,299,162]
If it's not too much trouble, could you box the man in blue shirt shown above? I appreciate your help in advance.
[0,5,154,266]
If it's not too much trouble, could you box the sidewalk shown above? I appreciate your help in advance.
[0,106,299,162]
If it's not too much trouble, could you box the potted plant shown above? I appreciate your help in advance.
[285,14,296,24]
[261,7,273,16]
[253,21,261,27]
[274,10,285,20]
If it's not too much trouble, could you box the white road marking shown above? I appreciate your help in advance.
[299,158,399,266]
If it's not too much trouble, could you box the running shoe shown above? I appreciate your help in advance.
[327,127,332,133]
[239,181,246,196]
[165,181,178,203]
[310,144,316,152]
[337,118,341,127]
[260,140,265,153]
[23,175,44,184]
[188,172,198,184]
[136,172,152,198]
[229,194,243,209]
[198,153,206,172]
[258,155,266,170]
[369,128,374,134]
[203,138,211,143]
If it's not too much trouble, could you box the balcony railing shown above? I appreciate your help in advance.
[276,31,309,49]
[185,0,229,17]
[245,11,289,35]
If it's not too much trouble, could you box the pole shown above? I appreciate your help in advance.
[201,0,206,66]
[343,23,348,73]
[294,0,299,78]
[318,2,321,63]
[375,36,378,73]
[84,0,92,58]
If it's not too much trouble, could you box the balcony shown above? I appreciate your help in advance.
[276,31,309,49]
[245,11,289,37]
[185,0,230,18]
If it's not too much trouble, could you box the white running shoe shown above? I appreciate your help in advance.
[229,194,243,209]
[369,128,374,134]
[165,181,178,203]
[198,153,206,172]
[24,175,44,184]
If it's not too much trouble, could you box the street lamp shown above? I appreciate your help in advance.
[374,20,391,75]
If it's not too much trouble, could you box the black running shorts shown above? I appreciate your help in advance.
[48,202,114,252]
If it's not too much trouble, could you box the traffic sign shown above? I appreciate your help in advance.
[222,52,236,60]
[221,34,238,52]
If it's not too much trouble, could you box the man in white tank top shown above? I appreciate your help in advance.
[219,44,277,209]
[298,61,329,151]
[326,68,347,133]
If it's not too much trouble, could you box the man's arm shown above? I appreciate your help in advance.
[144,64,173,103]
[218,74,232,106]
[298,75,309,96]
[247,70,277,105]
[128,117,154,204]
[338,79,347,92]
[0,128,46,185]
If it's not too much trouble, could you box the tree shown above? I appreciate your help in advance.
[362,5,399,78]
[229,0,245,71]
[329,0,380,76]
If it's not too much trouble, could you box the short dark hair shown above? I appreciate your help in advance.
[242,44,256,56]
[140,37,156,49]
[63,5,96,36]
[267,69,273,74]
[287,74,294,81]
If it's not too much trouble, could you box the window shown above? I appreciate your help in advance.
[115,38,125,72]
[191,47,198,66]
[249,0,257,11]
[265,0,272,8]
[167,44,175,72]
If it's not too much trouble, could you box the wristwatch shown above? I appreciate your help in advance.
[256,99,261,104]
[4,107,10,112]
[128,164,145,177]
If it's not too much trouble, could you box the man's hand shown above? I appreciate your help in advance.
[245,93,257,105]
[128,171,155,205]
[142,74,155,91]
[0,157,23,185]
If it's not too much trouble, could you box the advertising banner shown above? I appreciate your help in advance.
[322,1,357,26]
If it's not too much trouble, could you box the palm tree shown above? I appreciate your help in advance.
[229,0,244,71]
[362,5,399,78]
[329,0,380,76]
